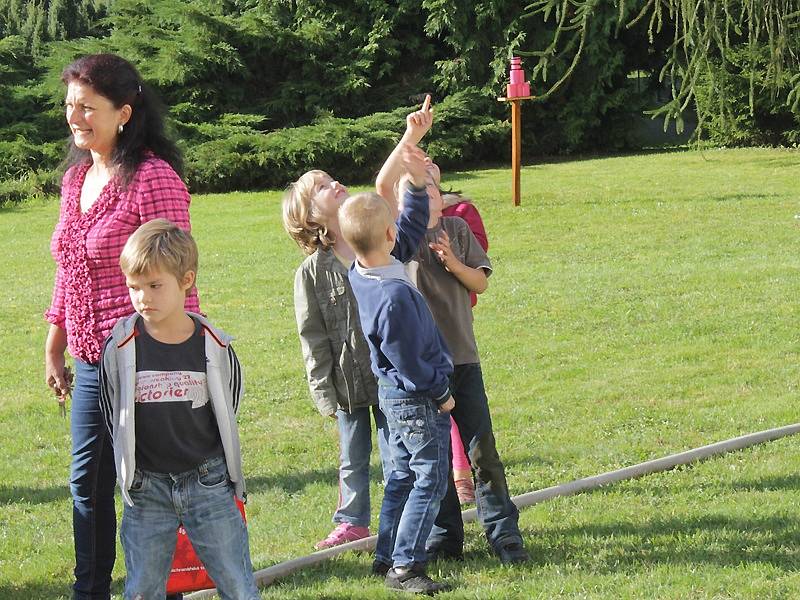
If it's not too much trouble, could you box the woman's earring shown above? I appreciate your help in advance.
[118,124,124,134]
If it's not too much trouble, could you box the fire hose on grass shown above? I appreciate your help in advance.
[187,422,800,599]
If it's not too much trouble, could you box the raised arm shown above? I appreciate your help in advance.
[391,144,430,262]
[376,95,433,217]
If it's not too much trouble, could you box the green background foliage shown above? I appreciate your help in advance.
[1,0,798,203]
[0,0,650,201]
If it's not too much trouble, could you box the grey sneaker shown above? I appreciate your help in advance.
[385,565,450,595]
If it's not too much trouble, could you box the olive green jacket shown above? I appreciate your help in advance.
[293,247,378,416]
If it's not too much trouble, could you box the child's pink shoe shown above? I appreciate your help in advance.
[314,523,371,550]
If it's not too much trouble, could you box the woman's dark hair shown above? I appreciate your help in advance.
[61,53,183,185]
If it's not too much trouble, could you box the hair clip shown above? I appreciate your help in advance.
[137,84,142,94]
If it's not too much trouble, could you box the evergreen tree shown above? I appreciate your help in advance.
[0,0,110,55]
[521,0,800,143]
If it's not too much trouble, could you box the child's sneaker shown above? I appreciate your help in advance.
[385,565,449,595]
[455,477,475,504]
[314,523,370,550]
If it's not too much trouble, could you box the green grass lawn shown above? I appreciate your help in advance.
[1,147,799,598]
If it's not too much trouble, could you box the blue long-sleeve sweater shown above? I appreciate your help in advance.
[391,186,429,262]
[348,187,453,403]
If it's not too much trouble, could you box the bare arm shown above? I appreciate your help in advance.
[376,95,433,216]
[45,324,72,402]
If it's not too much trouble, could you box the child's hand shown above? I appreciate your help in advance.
[439,395,455,413]
[428,230,460,273]
[402,144,429,189]
[405,95,433,144]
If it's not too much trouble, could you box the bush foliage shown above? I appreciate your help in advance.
[180,89,508,192]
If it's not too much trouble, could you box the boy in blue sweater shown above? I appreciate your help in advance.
[339,145,455,595]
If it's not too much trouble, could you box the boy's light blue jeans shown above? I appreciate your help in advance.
[120,456,259,600]
[334,404,392,527]
[375,390,451,568]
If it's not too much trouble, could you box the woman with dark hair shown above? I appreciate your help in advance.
[44,53,199,600]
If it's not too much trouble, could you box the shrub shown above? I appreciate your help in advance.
[0,169,60,205]
[693,46,800,146]
[182,88,509,192]
[0,139,63,179]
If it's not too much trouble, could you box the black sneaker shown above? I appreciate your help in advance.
[385,565,449,595]
[372,559,391,577]
[497,541,530,564]
[425,544,464,563]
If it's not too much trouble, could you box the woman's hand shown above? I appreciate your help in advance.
[45,325,72,408]
[46,353,73,401]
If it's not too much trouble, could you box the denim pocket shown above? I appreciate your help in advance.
[197,461,230,490]
[129,468,147,493]
[390,402,433,450]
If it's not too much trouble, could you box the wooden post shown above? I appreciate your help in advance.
[511,99,521,206]
[498,95,534,206]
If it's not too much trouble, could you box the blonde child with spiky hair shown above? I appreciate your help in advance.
[340,151,455,594]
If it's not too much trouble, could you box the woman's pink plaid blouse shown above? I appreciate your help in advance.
[46,156,200,364]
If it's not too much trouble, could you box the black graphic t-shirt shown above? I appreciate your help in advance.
[134,317,223,473]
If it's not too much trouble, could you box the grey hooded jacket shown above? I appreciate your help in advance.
[98,312,246,506]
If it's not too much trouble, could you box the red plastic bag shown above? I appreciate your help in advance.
[166,497,247,594]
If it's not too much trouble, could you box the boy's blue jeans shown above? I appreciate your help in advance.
[120,456,259,600]
[334,404,392,527]
[375,389,451,568]
[71,359,117,600]
[427,363,522,554]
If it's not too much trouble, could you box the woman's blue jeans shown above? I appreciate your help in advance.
[71,359,117,599]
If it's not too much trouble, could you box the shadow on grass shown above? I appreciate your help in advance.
[0,197,54,215]
[759,154,800,169]
[0,483,70,505]
[246,466,341,494]
[536,513,799,571]
[251,509,799,597]
[603,470,800,499]
[0,581,73,600]
[724,473,800,493]
[706,192,782,203]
